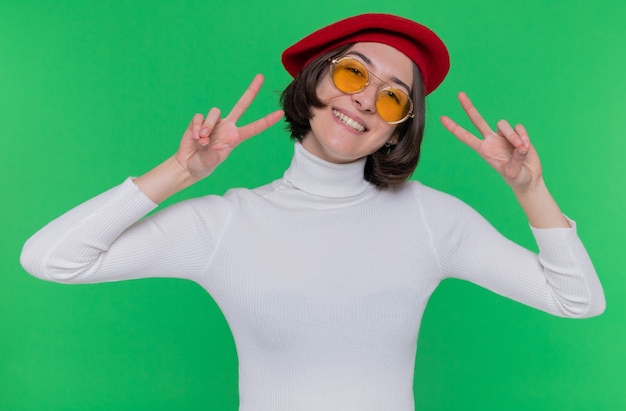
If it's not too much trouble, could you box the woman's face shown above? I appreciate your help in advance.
[302,42,414,164]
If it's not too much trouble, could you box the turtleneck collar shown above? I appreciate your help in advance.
[283,142,372,198]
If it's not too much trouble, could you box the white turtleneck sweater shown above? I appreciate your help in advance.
[21,142,604,411]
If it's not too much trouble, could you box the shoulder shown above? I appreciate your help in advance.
[399,180,487,227]
[401,180,470,209]
[175,177,289,216]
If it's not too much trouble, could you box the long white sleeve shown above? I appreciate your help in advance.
[414,183,605,318]
[21,178,233,284]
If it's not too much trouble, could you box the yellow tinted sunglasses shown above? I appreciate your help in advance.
[329,57,414,124]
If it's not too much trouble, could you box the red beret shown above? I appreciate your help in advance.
[281,13,450,95]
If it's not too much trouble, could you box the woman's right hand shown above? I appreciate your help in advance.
[134,74,283,204]
[175,74,284,181]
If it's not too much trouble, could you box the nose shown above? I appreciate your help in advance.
[351,83,379,114]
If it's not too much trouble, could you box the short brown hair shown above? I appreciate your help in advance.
[280,44,426,189]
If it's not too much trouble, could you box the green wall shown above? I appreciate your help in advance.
[1,1,624,410]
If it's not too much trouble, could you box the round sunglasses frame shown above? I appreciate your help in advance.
[329,57,415,125]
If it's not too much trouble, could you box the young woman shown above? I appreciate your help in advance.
[21,13,605,411]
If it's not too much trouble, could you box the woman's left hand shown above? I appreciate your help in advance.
[440,92,542,193]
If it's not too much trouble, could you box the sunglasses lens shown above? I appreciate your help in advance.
[376,88,412,123]
[331,59,368,93]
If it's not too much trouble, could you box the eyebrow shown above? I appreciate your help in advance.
[347,50,412,93]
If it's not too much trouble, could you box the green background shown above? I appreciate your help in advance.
[1,0,624,410]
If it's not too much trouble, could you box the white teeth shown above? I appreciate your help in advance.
[333,110,365,132]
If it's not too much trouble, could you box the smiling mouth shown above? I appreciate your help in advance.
[333,109,366,132]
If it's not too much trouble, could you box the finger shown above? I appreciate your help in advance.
[457,92,493,137]
[189,113,205,142]
[496,119,526,152]
[201,108,221,135]
[225,74,265,122]
[239,109,285,141]
[514,123,531,151]
[440,115,482,152]
[198,108,221,146]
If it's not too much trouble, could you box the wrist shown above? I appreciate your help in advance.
[511,176,547,199]
[513,178,570,229]
[134,156,199,204]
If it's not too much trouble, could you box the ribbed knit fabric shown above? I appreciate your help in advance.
[21,142,604,411]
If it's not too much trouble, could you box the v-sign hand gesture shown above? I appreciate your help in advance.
[135,74,283,204]
[176,74,284,181]
[440,92,542,194]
